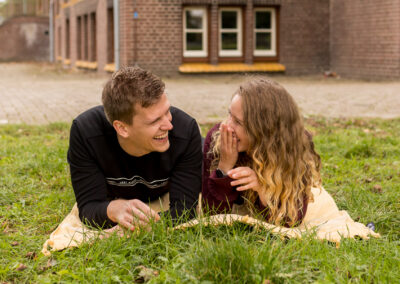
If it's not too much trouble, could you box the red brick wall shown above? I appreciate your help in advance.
[330,0,400,79]
[118,0,330,75]
[96,0,109,71]
[119,0,183,74]
[53,0,399,78]
[0,16,50,61]
[276,0,330,74]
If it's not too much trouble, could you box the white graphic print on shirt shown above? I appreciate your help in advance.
[106,176,169,189]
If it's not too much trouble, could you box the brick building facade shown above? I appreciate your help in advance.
[330,0,400,79]
[0,16,50,61]
[52,0,400,79]
[0,0,50,61]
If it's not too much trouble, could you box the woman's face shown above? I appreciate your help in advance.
[227,94,250,152]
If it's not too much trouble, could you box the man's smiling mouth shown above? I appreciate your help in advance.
[154,133,168,140]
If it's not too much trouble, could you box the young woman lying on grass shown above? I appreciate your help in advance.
[202,78,322,227]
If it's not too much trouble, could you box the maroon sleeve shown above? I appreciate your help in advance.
[202,124,240,213]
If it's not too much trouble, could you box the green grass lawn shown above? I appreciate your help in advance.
[1,118,399,283]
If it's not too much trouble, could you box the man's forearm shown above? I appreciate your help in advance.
[78,200,116,228]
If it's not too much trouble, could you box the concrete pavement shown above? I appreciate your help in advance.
[1,63,399,125]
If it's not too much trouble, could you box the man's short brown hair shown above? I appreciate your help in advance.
[102,67,165,124]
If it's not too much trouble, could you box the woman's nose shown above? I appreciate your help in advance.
[226,116,233,126]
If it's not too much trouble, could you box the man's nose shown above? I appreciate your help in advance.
[161,117,173,131]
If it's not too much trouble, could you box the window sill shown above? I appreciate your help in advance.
[104,63,115,73]
[179,62,285,73]
[76,61,98,70]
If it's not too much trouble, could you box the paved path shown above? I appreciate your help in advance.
[0,63,399,125]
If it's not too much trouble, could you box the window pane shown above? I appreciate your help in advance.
[221,33,237,50]
[255,32,271,50]
[186,10,203,29]
[255,11,271,29]
[221,11,237,29]
[186,33,203,51]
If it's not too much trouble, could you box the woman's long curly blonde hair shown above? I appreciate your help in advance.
[210,78,321,226]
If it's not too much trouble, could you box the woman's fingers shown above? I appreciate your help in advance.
[228,167,261,192]
[230,176,252,186]
[237,182,258,191]
[220,123,236,152]
[226,126,232,149]
[220,123,227,148]
[232,133,237,150]
[228,167,251,179]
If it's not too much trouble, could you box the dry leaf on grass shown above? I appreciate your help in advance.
[370,184,383,194]
[16,264,27,271]
[39,259,57,272]
[134,265,159,283]
[25,252,37,259]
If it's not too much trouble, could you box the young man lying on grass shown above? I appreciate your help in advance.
[67,67,202,230]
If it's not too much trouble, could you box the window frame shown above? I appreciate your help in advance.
[253,8,277,57]
[218,7,242,57]
[183,7,208,58]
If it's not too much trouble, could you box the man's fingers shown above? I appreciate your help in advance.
[131,216,150,228]
[131,206,152,223]
[123,214,134,225]
[132,200,161,221]
[119,220,135,231]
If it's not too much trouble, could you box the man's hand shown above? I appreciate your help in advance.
[218,123,239,173]
[106,199,161,231]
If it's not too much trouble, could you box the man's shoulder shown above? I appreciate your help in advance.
[72,106,113,138]
[170,107,198,139]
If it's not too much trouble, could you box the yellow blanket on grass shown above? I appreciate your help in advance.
[42,187,380,256]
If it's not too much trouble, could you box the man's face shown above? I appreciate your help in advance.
[124,93,173,156]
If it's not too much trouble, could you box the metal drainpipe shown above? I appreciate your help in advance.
[113,0,120,70]
[22,0,27,15]
[133,0,137,66]
[49,0,54,62]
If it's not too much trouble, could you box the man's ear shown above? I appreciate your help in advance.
[113,120,129,138]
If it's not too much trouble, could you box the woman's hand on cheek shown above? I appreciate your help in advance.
[218,123,239,173]
[228,167,261,193]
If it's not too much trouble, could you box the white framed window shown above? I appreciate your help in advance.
[219,8,242,57]
[254,8,276,56]
[183,7,208,57]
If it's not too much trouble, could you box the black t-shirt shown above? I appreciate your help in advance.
[67,105,202,227]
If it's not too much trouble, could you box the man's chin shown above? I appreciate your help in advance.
[153,140,170,152]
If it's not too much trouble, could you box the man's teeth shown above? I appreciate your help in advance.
[154,133,168,139]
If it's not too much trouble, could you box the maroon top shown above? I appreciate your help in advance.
[201,124,308,227]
